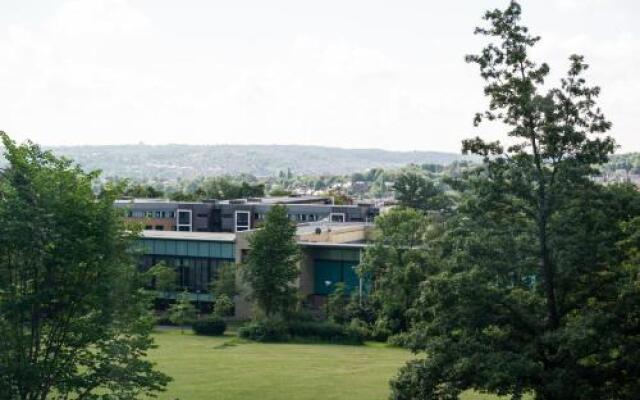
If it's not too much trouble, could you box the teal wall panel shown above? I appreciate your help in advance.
[139,238,235,260]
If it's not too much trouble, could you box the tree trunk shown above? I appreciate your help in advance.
[539,214,559,329]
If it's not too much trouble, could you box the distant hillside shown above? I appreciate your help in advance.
[34,144,467,179]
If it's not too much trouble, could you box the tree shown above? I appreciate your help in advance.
[213,294,235,318]
[391,3,640,399]
[168,291,198,334]
[148,261,177,296]
[393,171,451,212]
[326,283,350,325]
[0,133,170,399]
[359,207,435,338]
[242,205,299,318]
[211,262,238,299]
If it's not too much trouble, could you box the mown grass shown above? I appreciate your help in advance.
[149,329,514,400]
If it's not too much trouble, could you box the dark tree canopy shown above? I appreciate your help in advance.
[0,133,170,399]
[390,2,639,400]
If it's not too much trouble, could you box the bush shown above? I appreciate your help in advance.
[154,311,176,326]
[192,317,227,336]
[288,320,364,345]
[238,319,364,345]
[238,320,290,342]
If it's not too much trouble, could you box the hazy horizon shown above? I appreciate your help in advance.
[2,0,639,153]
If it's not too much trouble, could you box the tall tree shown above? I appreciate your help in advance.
[390,2,640,400]
[0,133,170,399]
[242,205,299,318]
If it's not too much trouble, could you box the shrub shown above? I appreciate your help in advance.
[154,311,176,326]
[288,320,364,345]
[238,320,290,342]
[238,319,364,345]
[192,317,227,336]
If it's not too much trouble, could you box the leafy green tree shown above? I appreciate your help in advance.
[391,3,639,399]
[168,291,198,334]
[393,172,450,212]
[213,294,235,318]
[359,208,435,337]
[243,205,300,318]
[0,133,169,399]
[326,283,350,325]
[148,261,177,296]
[210,262,238,299]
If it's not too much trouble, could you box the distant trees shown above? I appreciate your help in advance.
[0,133,169,399]
[242,205,300,317]
[392,171,451,212]
[391,2,640,399]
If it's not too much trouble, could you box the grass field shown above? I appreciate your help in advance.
[149,329,506,400]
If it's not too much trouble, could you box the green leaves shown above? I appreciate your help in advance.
[243,205,300,318]
[0,132,169,399]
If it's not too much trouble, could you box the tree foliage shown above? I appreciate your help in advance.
[359,208,436,338]
[242,205,300,317]
[393,172,451,213]
[0,133,169,399]
[391,2,639,399]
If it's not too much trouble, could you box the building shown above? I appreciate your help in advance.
[135,221,376,318]
[116,195,379,233]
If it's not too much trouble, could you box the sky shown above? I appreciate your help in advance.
[0,0,639,152]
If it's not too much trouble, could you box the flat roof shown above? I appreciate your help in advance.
[140,230,236,242]
[295,222,374,235]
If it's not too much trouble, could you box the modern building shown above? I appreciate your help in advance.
[135,221,376,318]
[116,195,379,233]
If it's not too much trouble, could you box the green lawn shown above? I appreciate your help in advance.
[149,329,507,400]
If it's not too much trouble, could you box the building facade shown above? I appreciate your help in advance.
[135,222,375,318]
[116,196,379,233]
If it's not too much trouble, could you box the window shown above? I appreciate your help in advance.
[155,211,162,218]
[330,213,346,223]
[155,225,164,231]
[235,211,251,232]
[144,225,152,230]
[176,209,192,232]
[145,211,153,218]
[127,211,133,217]
[169,211,175,218]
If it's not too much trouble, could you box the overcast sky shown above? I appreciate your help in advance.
[1,0,638,152]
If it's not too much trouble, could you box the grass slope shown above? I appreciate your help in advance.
[150,330,507,400]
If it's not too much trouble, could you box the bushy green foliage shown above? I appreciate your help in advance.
[168,292,198,333]
[238,320,290,342]
[391,2,640,399]
[358,208,437,336]
[213,294,235,317]
[211,262,238,299]
[148,261,177,294]
[326,282,350,324]
[0,133,170,399]
[238,319,364,345]
[393,171,451,212]
[242,205,300,317]
[192,317,227,336]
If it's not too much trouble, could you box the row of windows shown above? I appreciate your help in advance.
[127,210,176,218]
[137,238,235,259]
